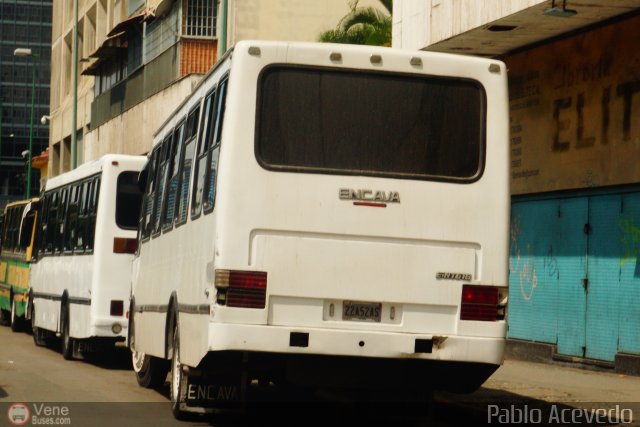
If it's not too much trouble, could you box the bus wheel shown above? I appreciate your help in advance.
[32,304,48,347]
[132,350,169,389]
[60,308,75,360]
[10,298,23,333]
[170,323,188,420]
[0,306,10,326]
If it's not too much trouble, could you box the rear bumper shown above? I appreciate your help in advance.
[208,323,505,366]
[92,316,128,339]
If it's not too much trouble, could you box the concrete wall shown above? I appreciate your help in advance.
[392,0,545,50]
[505,15,640,195]
[83,75,201,160]
[49,0,131,176]
[227,0,384,46]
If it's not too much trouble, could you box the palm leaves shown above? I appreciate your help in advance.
[319,0,392,46]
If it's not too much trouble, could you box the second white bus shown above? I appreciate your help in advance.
[130,41,510,418]
[29,154,146,359]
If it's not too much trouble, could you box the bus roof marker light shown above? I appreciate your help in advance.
[370,54,382,65]
[112,161,119,166]
[544,0,577,17]
[248,46,261,56]
[329,52,342,62]
[488,64,501,74]
[410,57,422,67]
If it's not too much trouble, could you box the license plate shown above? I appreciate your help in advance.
[342,301,381,322]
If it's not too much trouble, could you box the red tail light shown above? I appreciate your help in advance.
[215,270,267,309]
[110,300,124,316]
[113,237,138,254]
[460,285,500,321]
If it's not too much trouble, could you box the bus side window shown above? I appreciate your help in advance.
[7,207,16,252]
[19,210,36,250]
[150,147,163,236]
[163,122,186,230]
[55,188,69,255]
[31,201,42,258]
[141,148,160,240]
[75,181,88,253]
[16,206,26,252]
[4,208,11,251]
[176,107,200,225]
[7,207,18,252]
[6,208,15,252]
[65,184,79,253]
[137,162,149,242]
[204,77,227,214]
[192,89,215,218]
[4,208,13,252]
[38,195,48,256]
[17,205,28,253]
[153,136,172,235]
[87,177,101,252]
[0,208,8,252]
[46,192,59,255]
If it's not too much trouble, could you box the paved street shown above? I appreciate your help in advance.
[0,326,187,427]
[2,326,640,426]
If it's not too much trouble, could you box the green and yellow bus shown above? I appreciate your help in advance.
[0,198,39,332]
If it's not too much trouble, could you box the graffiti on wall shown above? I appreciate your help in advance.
[620,216,640,277]
[510,215,538,301]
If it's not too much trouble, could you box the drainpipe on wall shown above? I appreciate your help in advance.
[220,0,228,56]
[71,0,79,170]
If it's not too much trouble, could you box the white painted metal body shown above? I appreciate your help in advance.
[132,41,510,377]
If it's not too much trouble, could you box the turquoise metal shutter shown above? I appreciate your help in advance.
[617,193,640,355]
[509,200,560,343]
[555,198,588,358]
[586,195,622,361]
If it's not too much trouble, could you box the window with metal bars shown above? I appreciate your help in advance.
[183,0,216,38]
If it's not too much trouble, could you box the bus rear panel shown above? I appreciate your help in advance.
[209,42,509,391]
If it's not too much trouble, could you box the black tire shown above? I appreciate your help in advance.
[60,307,75,360]
[10,298,23,333]
[130,303,169,388]
[0,307,10,326]
[32,303,48,347]
[133,350,169,389]
[170,322,188,420]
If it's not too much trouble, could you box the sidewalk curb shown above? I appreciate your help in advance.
[506,339,640,377]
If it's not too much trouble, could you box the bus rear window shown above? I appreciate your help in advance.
[256,66,485,182]
[116,172,143,230]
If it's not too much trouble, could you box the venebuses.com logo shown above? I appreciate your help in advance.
[7,403,30,426]
[6,403,71,426]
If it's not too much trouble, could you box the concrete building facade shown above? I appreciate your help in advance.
[394,0,640,373]
[48,0,384,176]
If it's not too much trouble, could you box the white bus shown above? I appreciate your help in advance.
[130,41,509,417]
[29,154,146,359]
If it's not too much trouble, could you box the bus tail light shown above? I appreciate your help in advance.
[111,300,124,316]
[214,270,267,309]
[113,237,138,254]
[460,285,506,321]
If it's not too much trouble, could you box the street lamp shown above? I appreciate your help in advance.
[13,47,37,199]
